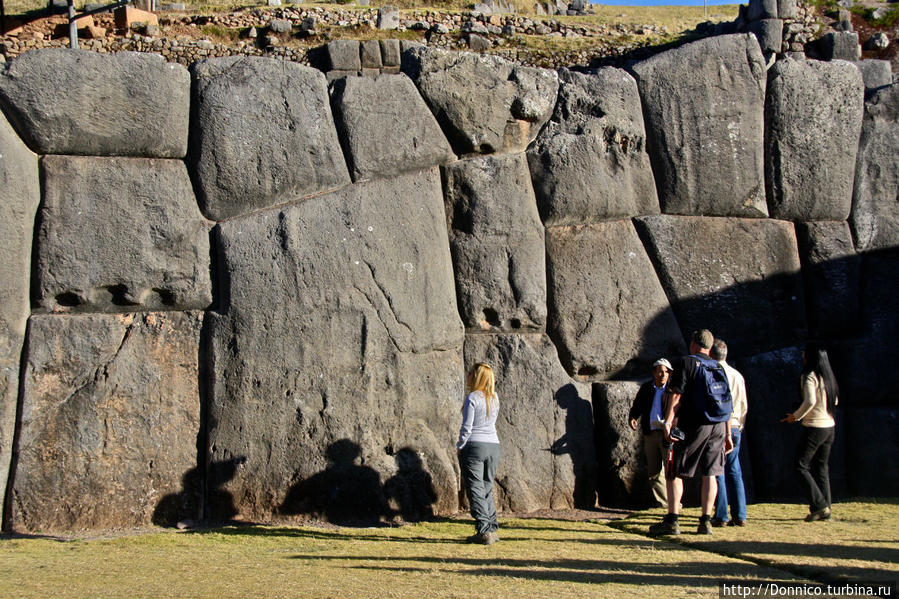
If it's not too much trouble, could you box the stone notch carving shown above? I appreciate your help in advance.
[35,156,213,314]
[207,168,463,523]
[442,153,546,332]
[635,215,805,357]
[189,56,351,221]
[546,221,685,380]
[464,332,596,511]
[401,47,559,156]
[0,110,39,510]
[13,312,204,531]
[766,58,864,221]
[329,74,456,182]
[631,34,768,218]
[527,67,659,226]
[0,49,189,158]
[851,82,899,252]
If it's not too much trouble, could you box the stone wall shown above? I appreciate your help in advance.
[0,32,897,531]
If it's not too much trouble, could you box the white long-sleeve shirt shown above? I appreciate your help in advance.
[792,372,836,428]
[456,390,500,450]
[720,360,748,430]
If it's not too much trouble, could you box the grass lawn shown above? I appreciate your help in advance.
[3,501,896,598]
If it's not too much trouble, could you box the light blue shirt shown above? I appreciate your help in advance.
[456,390,500,449]
[648,385,666,430]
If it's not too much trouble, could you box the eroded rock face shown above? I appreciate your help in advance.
[852,83,899,252]
[766,59,864,221]
[631,34,768,217]
[527,68,659,226]
[443,153,546,332]
[0,111,39,509]
[546,221,685,379]
[35,156,213,313]
[845,408,899,496]
[464,332,596,511]
[635,215,805,357]
[0,49,189,157]
[330,74,455,182]
[189,57,350,221]
[402,47,559,155]
[13,312,204,531]
[208,168,464,523]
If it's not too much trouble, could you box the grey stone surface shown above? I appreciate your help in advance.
[631,34,768,218]
[852,59,892,90]
[527,68,659,226]
[443,153,546,332]
[777,0,796,19]
[0,49,189,157]
[817,31,861,61]
[208,168,464,523]
[635,215,805,357]
[852,83,899,251]
[748,19,783,54]
[13,312,204,531]
[0,111,39,512]
[845,408,899,496]
[796,222,860,339]
[402,47,559,155]
[377,5,400,29]
[467,33,492,52]
[189,57,350,221]
[864,32,890,52]
[360,40,382,68]
[380,39,401,66]
[327,40,361,71]
[464,333,596,510]
[36,156,212,313]
[766,59,864,221]
[330,74,455,182]
[747,0,777,20]
[546,221,686,380]
[269,18,291,33]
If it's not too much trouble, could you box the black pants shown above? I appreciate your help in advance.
[796,426,835,512]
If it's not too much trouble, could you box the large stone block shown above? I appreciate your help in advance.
[12,312,204,531]
[796,222,860,339]
[189,57,350,221]
[633,34,768,217]
[327,40,361,71]
[852,60,893,92]
[527,68,659,226]
[330,74,455,182]
[748,19,783,54]
[208,168,464,523]
[747,0,777,20]
[766,59,864,221]
[852,83,899,252]
[546,221,685,380]
[464,332,596,511]
[0,111,39,512]
[635,215,806,356]
[35,156,213,314]
[402,47,559,155]
[443,153,546,332]
[631,34,768,218]
[815,32,861,61]
[845,408,899,496]
[0,49,189,157]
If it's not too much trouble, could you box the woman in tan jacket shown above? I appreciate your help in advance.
[781,343,839,522]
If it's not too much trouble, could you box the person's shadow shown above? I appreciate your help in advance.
[153,456,245,527]
[550,383,598,509]
[383,447,437,522]
[279,439,388,526]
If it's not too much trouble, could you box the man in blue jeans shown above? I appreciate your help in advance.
[710,339,748,527]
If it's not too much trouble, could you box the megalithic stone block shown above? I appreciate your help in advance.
[631,34,768,218]
[0,110,39,516]
[189,56,351,221]
[766,58,864,221]
[443,153,546,332]
[527,67,659,226]
[35,156,213,314]
[208,168,464,523]
[12,312,204,532]
[0,49,189,157]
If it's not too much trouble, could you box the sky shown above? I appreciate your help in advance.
[591,0,738,5]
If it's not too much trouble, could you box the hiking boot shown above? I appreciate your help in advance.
[728,519,746,527]
[648,520,680,536]
[805,507,831,522]
[697,519,713,535]
[466,532,489,544]
[710,518,727,528]
[485,531,499,545]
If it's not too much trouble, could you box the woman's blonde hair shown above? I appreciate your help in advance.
[466,362,496,416]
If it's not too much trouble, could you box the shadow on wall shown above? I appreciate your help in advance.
[550,383,598,509]
[153,457,245,527]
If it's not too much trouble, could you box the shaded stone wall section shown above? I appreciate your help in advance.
[0,49,189,158]
[13,312,204,531]
[35,156,213,314]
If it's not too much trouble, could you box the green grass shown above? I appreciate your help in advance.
[2,501,896,599]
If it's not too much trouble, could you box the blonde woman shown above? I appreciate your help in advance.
[456,362,501,545]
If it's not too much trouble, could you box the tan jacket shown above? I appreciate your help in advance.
[793,372,836,428]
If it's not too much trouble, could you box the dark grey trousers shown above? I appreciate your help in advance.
[459,441,500,534]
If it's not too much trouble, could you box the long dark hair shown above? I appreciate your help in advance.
[803,342,839,415]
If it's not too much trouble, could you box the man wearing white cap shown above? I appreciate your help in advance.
[628,358,674,507]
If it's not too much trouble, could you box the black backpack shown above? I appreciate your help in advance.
[689,354,733,423]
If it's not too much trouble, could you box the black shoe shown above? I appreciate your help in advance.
[697,520,713,535]
[466,532,490,544]
[805,507,831,522]
[728,519,746,527]
[649,520,680,536]
[710,518,727,528]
